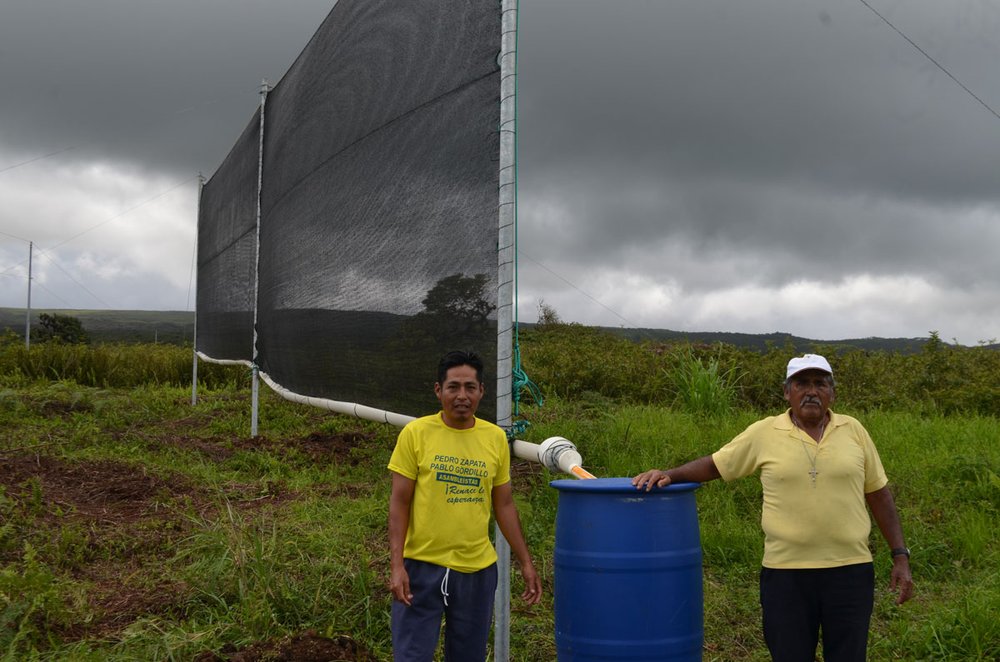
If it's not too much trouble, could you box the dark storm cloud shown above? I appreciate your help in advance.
[514,0,1000,321]
[2,0,999,342]
[518,0,1000,200]
[0,0,335,174]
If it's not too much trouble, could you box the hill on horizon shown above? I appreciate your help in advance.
[0,307,942,354]
[1,308,195,345]
[601,326,932,354]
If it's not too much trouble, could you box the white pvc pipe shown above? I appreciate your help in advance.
[197,356,595,477]
[194,352,252,367]
[260,373,597,478]
[257,370,417,428]
[513,436,596,479]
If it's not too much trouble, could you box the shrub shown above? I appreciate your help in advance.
[520,326,1000,416]
[663,346,744,417]
[0,342,244,389]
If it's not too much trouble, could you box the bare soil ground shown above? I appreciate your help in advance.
[0,429,381,660]
[194,630,377,661]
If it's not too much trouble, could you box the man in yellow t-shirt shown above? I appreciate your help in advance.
[388,350,541,661]
[633,354,913,662]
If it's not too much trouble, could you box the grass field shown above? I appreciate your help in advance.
[1,337,998,660]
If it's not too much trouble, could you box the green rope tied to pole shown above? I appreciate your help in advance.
[507,343,542,441]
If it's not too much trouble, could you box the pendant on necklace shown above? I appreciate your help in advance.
[799,435,819,488]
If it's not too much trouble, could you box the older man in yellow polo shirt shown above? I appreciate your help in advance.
[633,353,913,662]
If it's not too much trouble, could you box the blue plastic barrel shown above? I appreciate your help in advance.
[550,477,702,661]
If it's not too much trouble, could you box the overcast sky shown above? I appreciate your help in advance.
[2,1,999,345]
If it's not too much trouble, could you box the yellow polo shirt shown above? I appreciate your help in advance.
[388,413,511,573]
[712,410,888,569]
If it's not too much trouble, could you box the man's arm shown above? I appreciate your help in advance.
[632,455,722,491]
[492,482,542,605]
[388,471,416,606]
[866,485,914,605]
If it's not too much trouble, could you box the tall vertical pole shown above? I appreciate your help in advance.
[192,175,204,406]
[250,367,260,436]
[25,241,33,349]
[495,1,519,659]
[191,332,198,404]
[250,79,269,437]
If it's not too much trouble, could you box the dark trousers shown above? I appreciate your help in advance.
[760,563,875,662]
[391,559,498,662]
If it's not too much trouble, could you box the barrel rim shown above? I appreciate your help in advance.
[549,476,700,493]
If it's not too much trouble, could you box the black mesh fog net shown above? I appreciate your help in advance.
[196,112,260,363]
[200,0,501,419]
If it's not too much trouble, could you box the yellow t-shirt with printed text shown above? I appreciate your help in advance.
[388,413,511,573]
[712,410,888,569]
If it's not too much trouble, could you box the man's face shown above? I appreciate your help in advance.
[783,369,834,423]
[435,364,484,429]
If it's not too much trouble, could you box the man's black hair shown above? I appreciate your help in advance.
[437,350,485,385]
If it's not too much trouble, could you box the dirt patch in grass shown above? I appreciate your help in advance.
[510,456,546,490]
[0,455,237,639]
[195,630,378,661]
[60,559,192,640]
[234,431,378,466]
[0,455,208,634]
[1,454,201,522]
[320,481,377,499]
[176,435,240,461]
[154,430,380,468]
[38,398,95,417]
[0,451,377,646]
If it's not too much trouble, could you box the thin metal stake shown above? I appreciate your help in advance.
[25,241,32,349]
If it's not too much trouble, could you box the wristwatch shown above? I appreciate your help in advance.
[890,547,910,558]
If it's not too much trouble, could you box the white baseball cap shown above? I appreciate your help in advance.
[786,354,833,380]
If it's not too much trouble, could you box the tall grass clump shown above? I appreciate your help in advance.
[177,504,299,639]
[0,339,242,389]
[517,323,669,402]
[918,584,1000,661]
[172,495,393,659]
[664,347,745,417]
[0,544,88,657]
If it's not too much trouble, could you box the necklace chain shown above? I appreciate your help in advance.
[799,439,819,488]
[791,413,825,488]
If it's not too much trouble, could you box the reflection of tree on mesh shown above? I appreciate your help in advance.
[384,273,499,420]
[398,273,496,348]
[420,273,495,326]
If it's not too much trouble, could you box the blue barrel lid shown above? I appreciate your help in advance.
[550,476,699,493]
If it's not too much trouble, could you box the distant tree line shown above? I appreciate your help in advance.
[33,313,90,344]
[520,322,1000,417]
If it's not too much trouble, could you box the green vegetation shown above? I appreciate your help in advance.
[0,308,195,345]
[0,325,997,660]
[0,336,240,389]
[33,313,90,345]
[522,326,1000,416]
